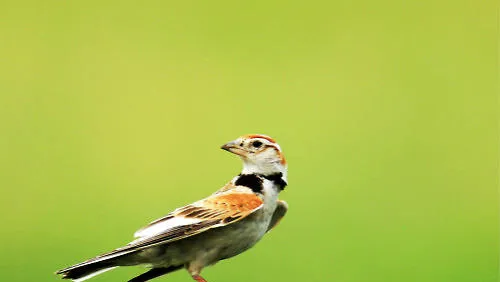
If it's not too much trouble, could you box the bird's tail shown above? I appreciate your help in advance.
[56,246,139,281]
[56,259,117,282]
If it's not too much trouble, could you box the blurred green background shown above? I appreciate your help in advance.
[0,1,497,282]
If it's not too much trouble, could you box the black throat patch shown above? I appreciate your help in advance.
[235,173,287,193]
[260,172,287,191]
[235,174,264,193]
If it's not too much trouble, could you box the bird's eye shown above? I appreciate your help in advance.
[252,141,263,148]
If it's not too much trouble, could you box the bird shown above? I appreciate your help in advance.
[56,134,288,282]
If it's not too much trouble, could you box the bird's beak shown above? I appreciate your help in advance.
[221,140,247,157]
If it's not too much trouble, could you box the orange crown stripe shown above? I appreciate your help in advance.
[278,152,287,165]
[243,134,276,143]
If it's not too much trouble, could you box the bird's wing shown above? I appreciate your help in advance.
[133,185,262,240]
[103,186,263,255]
[132,182,238,239]
[266,200,288,232]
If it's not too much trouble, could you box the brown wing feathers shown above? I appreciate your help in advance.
[140,192,263,230]
[107,193,263,257]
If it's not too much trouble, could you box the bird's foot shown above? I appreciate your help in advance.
[192,274,208,282]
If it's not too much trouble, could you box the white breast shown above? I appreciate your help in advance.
[260,179,279,223]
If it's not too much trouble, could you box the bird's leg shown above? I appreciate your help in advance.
[187,262,207,282]
[192,274,208,282]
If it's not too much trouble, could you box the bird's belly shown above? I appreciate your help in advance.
[214,216,270,260]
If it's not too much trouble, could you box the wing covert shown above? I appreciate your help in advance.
[267,200,288,232]
[129,189,263,248]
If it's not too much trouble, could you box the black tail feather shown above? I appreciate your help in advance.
[128,266,182,282]
[56,260,115,280]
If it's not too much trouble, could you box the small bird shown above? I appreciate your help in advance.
[56,134,288,282]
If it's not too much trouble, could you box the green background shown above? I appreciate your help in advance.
[0,1,497,282]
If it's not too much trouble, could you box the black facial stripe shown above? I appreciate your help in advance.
[235,174,264,193]
[259,172,287,191]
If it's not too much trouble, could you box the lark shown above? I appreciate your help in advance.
[56,134,288,282]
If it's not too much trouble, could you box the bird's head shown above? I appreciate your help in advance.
[221,134,287,182]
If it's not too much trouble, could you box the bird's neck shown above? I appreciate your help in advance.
[240,162,288,191]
